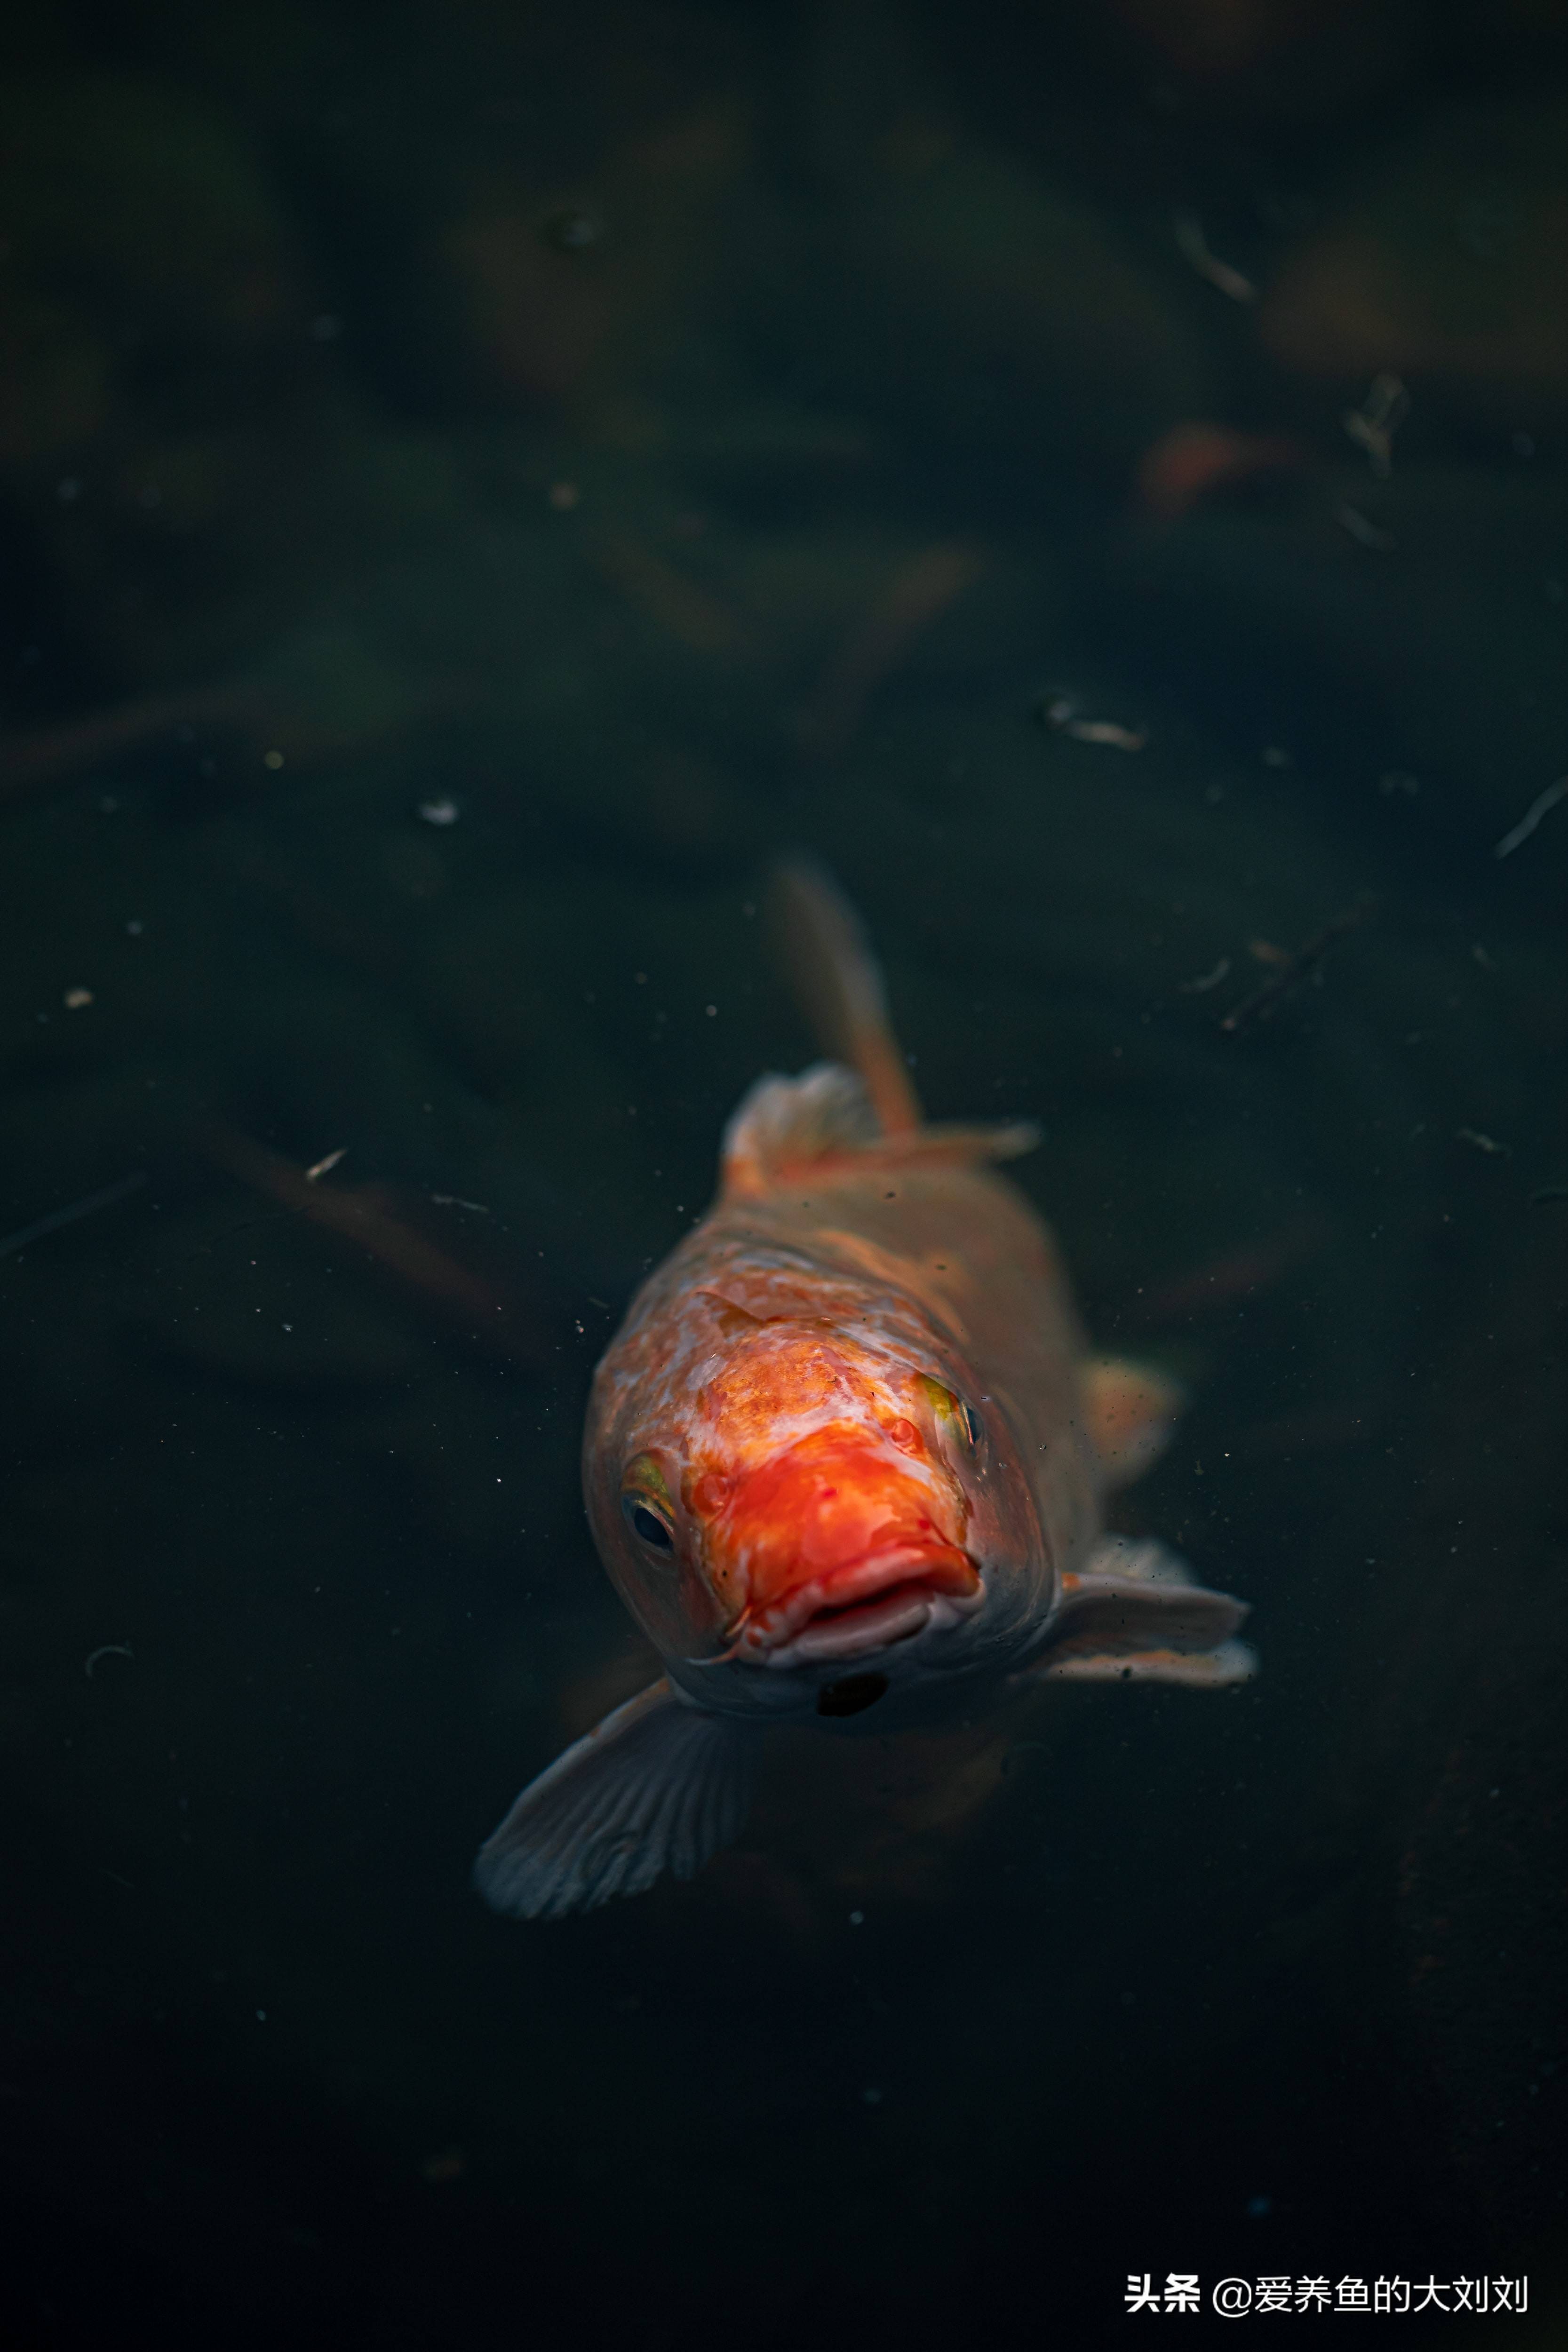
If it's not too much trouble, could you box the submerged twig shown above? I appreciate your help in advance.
[1494,776,1568,860]
[1220,902,1371,1034]
[1342,374,1409,477]
[1173,213,1257,303]
[0,1171,149,1259]
[1334,502,1396,552]
[0,683,261,803]
[84,1643,134,1678]
[593,531,745,655]
[199,1124,510,1337]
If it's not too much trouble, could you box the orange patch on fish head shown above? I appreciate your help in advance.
[680,1324,980,1661]
[710,1421,973,1602]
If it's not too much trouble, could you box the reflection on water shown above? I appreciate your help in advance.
[1,2,1563,2343]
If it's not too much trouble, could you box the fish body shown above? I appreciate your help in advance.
[477,865,1254,1919]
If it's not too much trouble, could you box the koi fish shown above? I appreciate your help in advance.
[476,862,1254,1919]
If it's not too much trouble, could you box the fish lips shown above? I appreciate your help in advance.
[738,1542,983,1670]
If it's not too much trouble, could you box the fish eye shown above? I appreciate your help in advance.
[621,1452,677,1550]
[622,1494,675,1550]
[918,1374,981,1451]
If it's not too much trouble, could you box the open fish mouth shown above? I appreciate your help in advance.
[733,1542,982,1669]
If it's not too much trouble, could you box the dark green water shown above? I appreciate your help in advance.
[1,4,1564,2344]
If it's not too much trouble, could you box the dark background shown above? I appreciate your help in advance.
[0,1,1564,2344]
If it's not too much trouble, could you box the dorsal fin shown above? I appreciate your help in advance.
[767,857,922,1137]
[721,1063,879,1197]
[720,1065,1038,1200]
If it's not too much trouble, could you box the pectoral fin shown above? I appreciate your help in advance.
[474,1678,757,1920]
[1034,1535,1256,1687]
[1082,1358,1185,1488]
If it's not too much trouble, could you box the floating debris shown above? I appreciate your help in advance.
[1334,502,1397,552]
[63,986,95,1009]
[304,1147,348,1182]
[1173,213,1257,303]
[1343,373,1410,477]
[1531,1182,1568,1205]
[1041,697,1146,752]
[84,1643,134,1679]
[1178,956,1231,995]
[417,796,461,826]
[547,480,580,511]
[1066,717,1146,752]
[1493,775,1567,860]
[0,1171,149,1260]
[1455,1128,1511,1157]
[1220,902,1371,1034]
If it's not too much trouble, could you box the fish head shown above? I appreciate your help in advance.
[587,1298,1048,1719]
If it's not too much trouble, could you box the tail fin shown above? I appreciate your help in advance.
[767,857,921,1138]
